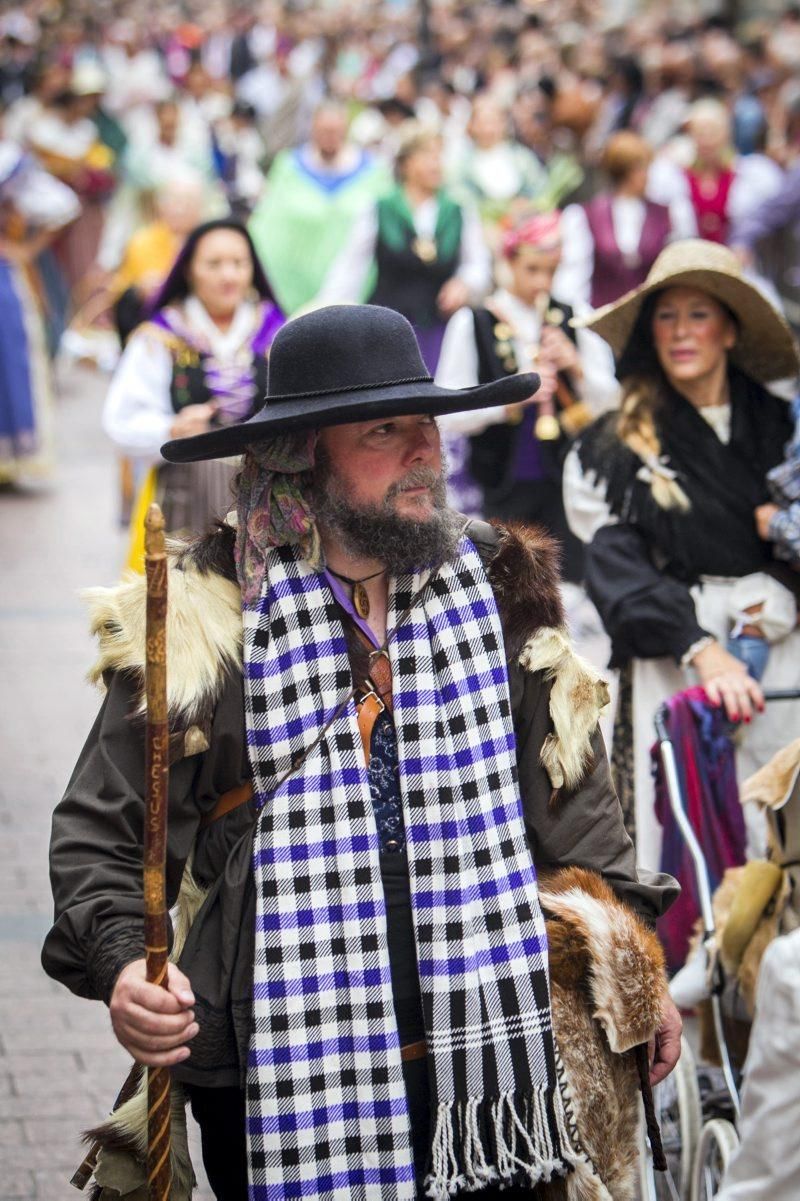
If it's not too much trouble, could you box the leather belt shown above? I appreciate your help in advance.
[400,1038,427,1063]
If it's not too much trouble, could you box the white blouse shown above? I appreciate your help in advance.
[102,299,260,464]
[435,288,619,435]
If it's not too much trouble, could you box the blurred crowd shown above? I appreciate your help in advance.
[5,0,800,484]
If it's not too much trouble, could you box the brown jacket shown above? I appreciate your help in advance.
[42,520,677,1086]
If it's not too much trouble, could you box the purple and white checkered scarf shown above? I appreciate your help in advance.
[242,538,583,1199]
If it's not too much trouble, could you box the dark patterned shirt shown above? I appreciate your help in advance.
[368,710,406,853]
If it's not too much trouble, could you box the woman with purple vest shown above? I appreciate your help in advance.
[556,132,694,311]
[103,219,284,540]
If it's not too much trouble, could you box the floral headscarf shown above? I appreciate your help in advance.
[234,431,320,605]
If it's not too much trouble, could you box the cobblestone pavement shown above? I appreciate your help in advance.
[0,359,212,1198]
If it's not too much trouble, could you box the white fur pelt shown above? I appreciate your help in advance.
[519,627,611,792]
[82,553,242,721]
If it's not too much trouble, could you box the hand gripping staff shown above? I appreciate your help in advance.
[143,502,173,1200]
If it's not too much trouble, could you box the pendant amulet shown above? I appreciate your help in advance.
[354,582,371,619]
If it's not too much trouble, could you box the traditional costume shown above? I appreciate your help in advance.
[648,149,783,251]
[556,192,690,311]
[447,137,550,225]
[316,183,491,373]
[0,141,79,483]
[27,89,117,293]
[102,220,284,549]
[436,213,617,577]
[248,142,390,315]
[563,241,800,872]
[45,306,675,1200]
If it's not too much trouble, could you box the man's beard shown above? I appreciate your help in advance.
[311,452,463,575]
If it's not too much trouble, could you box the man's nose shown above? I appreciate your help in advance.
[405,424,439,462]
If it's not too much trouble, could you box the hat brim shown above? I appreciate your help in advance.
[582,268,800,383]
[161,373,540,463]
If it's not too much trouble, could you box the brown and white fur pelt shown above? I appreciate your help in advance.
[541,867,668,1201]
[84,864,210,1201]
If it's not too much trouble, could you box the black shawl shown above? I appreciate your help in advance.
[575,368,794,663]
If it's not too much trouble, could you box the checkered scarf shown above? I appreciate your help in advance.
[243,537,581,1199]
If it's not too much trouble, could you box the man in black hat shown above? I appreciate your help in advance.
[43,305,679,1201]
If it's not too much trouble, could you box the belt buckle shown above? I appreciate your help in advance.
[357,687,385,715]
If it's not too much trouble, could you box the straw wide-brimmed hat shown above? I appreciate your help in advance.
[582,239,800,383]
[161,305,539,464]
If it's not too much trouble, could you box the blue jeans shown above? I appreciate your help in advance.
[727,634,770,682]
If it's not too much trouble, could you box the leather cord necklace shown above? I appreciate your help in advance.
[327,566,386,619]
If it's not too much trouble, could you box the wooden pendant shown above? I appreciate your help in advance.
[353,582,371,619]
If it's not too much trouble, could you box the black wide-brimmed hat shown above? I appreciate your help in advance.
[161,304,540,463]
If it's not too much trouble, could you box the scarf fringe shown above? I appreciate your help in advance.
[423,1087,583,1199]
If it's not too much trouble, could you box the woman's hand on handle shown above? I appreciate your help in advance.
[691,641,764,721]
[109,959,198,1067]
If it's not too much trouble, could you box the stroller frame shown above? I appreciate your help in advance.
[640,688,800,1201]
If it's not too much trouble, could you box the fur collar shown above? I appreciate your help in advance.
[83,522,606,788]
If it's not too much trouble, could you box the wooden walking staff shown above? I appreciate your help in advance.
[144,503,172,1201]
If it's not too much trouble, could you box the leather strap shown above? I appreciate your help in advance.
[354,633,394,768]
[199,780,254,830]
[357,691,385,765]
[400,1038,427,1063]
[201,641,396,827]
[367,648,393,711]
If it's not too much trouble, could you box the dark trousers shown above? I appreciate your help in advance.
[187,1086,249,1201]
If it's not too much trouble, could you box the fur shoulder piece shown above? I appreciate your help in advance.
[82,539,242,720]
[480,520,564,661]
[82,521,606,782]
[519,627,610,792]
[475,521,608,792]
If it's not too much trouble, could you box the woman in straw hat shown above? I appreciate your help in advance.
[563,239,800,875]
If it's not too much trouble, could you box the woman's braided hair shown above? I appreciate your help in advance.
[612,291,697,512]
[616,375,691,511]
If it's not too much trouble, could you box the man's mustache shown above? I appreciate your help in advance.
[386,466,444,499]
